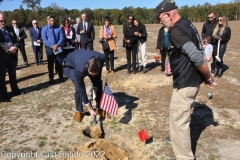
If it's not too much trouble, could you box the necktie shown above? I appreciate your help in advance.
[84,21,86,31]
[2,29,12,46]
[52,27,57,44]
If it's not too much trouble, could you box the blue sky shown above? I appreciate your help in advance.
[0,0,229,11]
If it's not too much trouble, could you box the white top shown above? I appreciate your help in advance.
[14,27,19,37]
[204,44,213,59]
[64,29,73,39]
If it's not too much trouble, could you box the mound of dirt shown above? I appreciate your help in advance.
[60,139,132,160]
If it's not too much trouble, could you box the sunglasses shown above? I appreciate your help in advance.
[13,23,18,24]
[0,20,6,23]
[218,19,222,22]
[208,16,213,19]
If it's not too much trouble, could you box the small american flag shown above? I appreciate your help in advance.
[100,83,118,116]
[165,61,171,75]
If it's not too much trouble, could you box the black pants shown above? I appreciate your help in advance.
[47,53,63,79]
[73,76,102,112]
[161,48,170,70]
[75,42,81,50]
[126,46,137,72]
[212,43,227,75]
[80,42,93,50]
[104,49,114,71]
[17,44,28,64]
[32,45,43,64]
[0,54,20,96]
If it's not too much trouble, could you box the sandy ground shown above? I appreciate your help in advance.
[0,21,240,160]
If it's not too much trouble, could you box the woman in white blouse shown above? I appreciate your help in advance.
[62,18,76,58]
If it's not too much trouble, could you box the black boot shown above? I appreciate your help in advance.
[138,66,142,72]
[218,68,223,77]
[143,66,147,73]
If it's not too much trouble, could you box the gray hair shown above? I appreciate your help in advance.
[76,17,80,21]
[32,20,37,24]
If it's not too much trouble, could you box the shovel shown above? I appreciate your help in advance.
[215,39,221,62]
[89,87,101,138]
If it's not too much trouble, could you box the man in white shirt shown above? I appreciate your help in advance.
[73,17,81,50]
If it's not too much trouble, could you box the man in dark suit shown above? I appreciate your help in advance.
[12,19,29,66]
[77,13,95,50]
[0,13,25,100]
[29,20,43,65]
[63,49,110,122]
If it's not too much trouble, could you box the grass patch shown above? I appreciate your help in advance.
[38,141,46,147]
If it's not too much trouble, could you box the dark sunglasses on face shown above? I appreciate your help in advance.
[208,16,213,18]
[33,23,37,24]
[0,20,6,23]
[218,19,222,22]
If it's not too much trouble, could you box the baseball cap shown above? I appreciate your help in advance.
[152,0,178,20]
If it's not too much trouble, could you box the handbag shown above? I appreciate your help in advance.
[102,40,109,51]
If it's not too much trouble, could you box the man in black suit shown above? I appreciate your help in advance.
[12,19,29,66]
[77,13,95,50]
[29,20,43,65]
[0,13,24,100]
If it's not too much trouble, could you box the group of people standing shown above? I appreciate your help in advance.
[202,12,231,77]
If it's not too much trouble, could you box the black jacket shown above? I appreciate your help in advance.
[16,28,27,46]
[136,23,147,44]
[0,26,18,54]
[76,21,95,43]
[201,19,218,40]
[156,26,171,50]
[123,23,138,45]
[62,27,76,47]
[211,26,231,45]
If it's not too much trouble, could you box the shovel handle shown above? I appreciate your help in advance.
[94,115,96,121]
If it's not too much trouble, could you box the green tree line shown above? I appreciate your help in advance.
[1,1,240,28]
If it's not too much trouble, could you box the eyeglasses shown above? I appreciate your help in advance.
[158,13,167,22]
[208,16,213,19]
[0,20,6,23]
[218,19,222,22]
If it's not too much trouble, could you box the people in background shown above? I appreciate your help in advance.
[62,17,76,58]
[211,16,231,77]
[77,13,95,50]
[203,36,213,72]
[12,19,29,66]
[99,16,117,74]
[134,19,148,73]
[73,17,81,50]
[156,25,170,72]
[41,15,65,84]
[202,11,218,40]
[29,20,43,65]
[123,15,138,74]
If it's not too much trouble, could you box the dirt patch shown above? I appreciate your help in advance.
[60,139,132,160]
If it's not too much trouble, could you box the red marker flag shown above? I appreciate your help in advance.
[138,129,148,142]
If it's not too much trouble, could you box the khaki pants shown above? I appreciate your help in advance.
[169,86,199,160]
